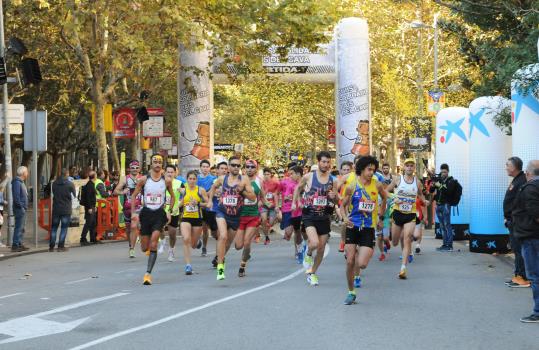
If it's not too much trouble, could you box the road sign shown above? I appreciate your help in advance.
[9,123,22,134]
[142,116,163,137]
[214,143,234,151]
[159,136,173,150]
[0,104,24,126]
[24,110,47,151]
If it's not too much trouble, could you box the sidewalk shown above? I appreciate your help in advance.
[0,208,125,261]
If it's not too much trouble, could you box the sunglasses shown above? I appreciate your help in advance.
[245,165,256,169]
[130,166,140,170]
[230,163,241,168]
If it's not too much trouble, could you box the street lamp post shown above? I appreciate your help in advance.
[0,0,15,246]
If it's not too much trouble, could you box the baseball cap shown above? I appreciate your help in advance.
[404,158,416,165]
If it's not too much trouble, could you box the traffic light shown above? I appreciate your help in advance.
[0,57,7,85]
[20,57,42,85]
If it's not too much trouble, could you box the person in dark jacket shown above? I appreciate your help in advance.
[512,160,539,323]
[429,163,458,251]
[49,169,76,252]
[11,166,29,252]
[503,156,529,288]
[80,170,98,245]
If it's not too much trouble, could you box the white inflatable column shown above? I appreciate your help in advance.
[435,107,470,232]
[178,39,214,176]
[468,97,512,253]
[511,64,539,167]
[335,18,370,166]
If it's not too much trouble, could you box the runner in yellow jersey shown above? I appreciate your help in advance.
[179,170,209,275]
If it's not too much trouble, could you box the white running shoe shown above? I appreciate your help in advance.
[157,238,165,254]
[167,248,175,262]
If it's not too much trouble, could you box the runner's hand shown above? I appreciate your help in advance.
[206,201,213,210]
[328,190,336,200]
[166,212,171,224]
[344,218,354,228]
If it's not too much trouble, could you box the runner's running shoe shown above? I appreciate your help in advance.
[201,247,207,257]
[217,264,225,281]
[408,254,414,263]
[185,264,193,275]
[379,253,386,261]
[129,248,135,259]
[264,235,270,245]
[354,276,362,288]
[344,292,356,305]
[303,254,314,270]
[339,240,345,252]
[398,267,407,280]
[167,248,175,262]
[296,250,304,264]
[307,273,319,286]
[143,273,152,285]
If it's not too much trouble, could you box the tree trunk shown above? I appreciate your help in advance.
[94,94,109,171]
[109,133,120,171]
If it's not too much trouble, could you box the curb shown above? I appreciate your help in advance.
[0,239,126,262]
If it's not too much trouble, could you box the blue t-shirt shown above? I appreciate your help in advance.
[374,172,384,182]
[197,174,216,192]
[176,175,187,183]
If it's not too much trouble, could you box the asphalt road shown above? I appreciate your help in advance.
[0,231,536,350]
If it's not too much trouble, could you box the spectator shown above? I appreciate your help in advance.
[49,169,76,252]
[80,170,98,245]
[511,160,539,323]
[95,168,110,201]
[108,170,120,194]
[503,156,529,288]
[11,166,29,252]
[0,182,6,247]
[430,163,458,252]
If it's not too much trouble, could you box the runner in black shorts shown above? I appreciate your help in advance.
[130,154,175,285]
[197,160,217,257]
[293,151,337,286]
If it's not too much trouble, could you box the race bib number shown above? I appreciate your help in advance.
[185,204,198,213]
[313,196,327,206]
[265,193,274,200]
[244,198,257,206]
[223,196,238,206]
[165,196,171,205]
[399,203,413,212]
[358,200,375,212]
[145,194,163,206]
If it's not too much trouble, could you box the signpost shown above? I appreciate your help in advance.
[24,110,47,248]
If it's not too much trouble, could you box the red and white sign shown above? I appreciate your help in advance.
[113,108,136,138]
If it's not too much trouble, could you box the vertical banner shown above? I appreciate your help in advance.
[178,38,213,175]
[335,18,370,167]
[113,108,136,138]
[468,97,511,253]
[91,104,113,132]
[426,90,446,117]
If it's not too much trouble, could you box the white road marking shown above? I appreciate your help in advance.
[65,278,94,285]
[69,269,304,350]
[0,292,25,300]
[0,292,129,344]
[114,268,137,274]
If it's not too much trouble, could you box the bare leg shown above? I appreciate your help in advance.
[345,244,357,291]
[180,222,192,265]
[311,234,329,274]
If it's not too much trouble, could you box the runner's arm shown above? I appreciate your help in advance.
[206,177,222,209]
[199,188,209,208]
[417,180,429,206]
[377,182,388,220]
[113,178,127,196]
[339,184,353,227]
[165,178,175,210]
[241,179,257,201]
[130,176,146,215]
[292,174,309,210]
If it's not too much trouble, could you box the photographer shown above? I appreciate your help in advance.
[429,163,459,252]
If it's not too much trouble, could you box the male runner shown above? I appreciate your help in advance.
[376,192,394,261]
[386,158,428,279]
[280,166,305,263]
[381,163,393,186]
[113,160,142,258]
[293,151,337,286]
[413,195,427,255]
[210,161,228,268]
[197,160,217,256]
[337,161,353,252]
[340,156,387,304]
[261,167,281,245]
[130,154,175,285]
[235,160,264,277]
[207,156,256,281]
[179,170,209,275]
[164,165,184,262]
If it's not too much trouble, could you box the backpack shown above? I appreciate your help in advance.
[447,178,462,206]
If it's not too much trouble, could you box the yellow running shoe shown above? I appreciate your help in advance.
[143,273,152,285]
[398,268,407,280]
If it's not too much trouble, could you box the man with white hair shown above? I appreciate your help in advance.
[512,160,539,323]
[11,166,29,252]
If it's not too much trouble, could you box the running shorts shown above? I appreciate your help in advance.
[239,216,260,230]
[392,211,416,227]
[168,215,180,228]
[280,212,301,231]
[216,208,240,231]
[302,217,331,236]
[182,217,203,227]
[260,207,277,221]
[345,226,375,248]
[202,210,218,231]
[139,207,167,236]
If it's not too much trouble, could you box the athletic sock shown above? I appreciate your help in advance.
[401,264,406,271]
[217,263,224,270]
[241,246,251,262]
[147,251,157,273]
[349,290,356,295]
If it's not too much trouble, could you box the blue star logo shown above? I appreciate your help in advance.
[486,241,497,249]
[469,109,490,138]
[471,240,478,248]
[512,91,539,123]
[439,118,467,143]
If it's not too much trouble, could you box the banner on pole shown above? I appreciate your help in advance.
[426,91,446,117]
[113,108,136,138]
[91,104,113,132]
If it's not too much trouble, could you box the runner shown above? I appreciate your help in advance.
[337,161,353,252]
[340,156,387,304]
[386,158,428,279]
[210,161,228,268]
[261,167,281,245]
[130,154,175,285]
[207,156,256,281]
[197,160,217,257]
[113,160,143,258]
[235,160,264,277]
[413,194,427,256]
[164,165,184,262]
[376,192,394,261]
[179,170,209,275]
[293,151,337,286]
[381,163,393,186]
[280,165,305,263]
